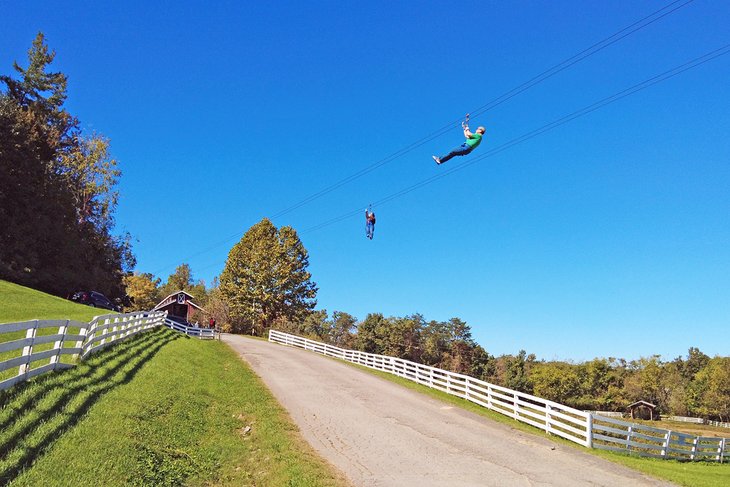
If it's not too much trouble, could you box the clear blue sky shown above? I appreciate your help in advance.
[3,1,728,362]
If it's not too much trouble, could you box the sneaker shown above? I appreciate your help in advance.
[432,155,441,164]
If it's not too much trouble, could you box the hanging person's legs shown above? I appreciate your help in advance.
[433,143,473,165]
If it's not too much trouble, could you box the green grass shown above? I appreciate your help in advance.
[0,280,102,323]
[1,328,347,486]
[0,280,110,383]
[332,356,729,487]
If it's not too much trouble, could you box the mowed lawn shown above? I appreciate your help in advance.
[0,280,102,323]
[0,280,116,383]
[0,326,347,486]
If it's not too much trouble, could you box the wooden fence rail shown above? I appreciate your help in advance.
[0,311,167,391]
[268,330,729,463]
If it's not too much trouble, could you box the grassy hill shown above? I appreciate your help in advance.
[0,280,103,323]
[0,280,346,486]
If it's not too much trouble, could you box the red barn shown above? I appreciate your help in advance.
[153,290,205,323]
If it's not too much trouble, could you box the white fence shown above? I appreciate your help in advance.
[0,311,166,391]
[665,415,707,425]
[268,330,729,463]
[590,411,624,418]
[163,318,216,339]
[592,415,727,462]
[666,416,730,429]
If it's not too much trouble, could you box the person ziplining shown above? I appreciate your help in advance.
[432,114,485,165]
[365,206,376,240]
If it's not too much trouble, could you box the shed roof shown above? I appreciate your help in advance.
[627,400,657,409]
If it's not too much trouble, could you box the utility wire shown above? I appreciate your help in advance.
[301,43,730,234]
[272,0,694,220]
[151,0,693,275]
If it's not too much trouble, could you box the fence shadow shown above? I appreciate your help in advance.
[0,327,179,484]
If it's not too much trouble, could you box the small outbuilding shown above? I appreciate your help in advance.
[627,400,659,421]
[153,290,205,323]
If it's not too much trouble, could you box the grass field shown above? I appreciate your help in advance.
[0,280,117,383]
[0,280,102,323]
[332,359,729,487]
[0,327,346,486]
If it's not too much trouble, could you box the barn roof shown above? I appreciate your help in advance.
[153,290,205,312]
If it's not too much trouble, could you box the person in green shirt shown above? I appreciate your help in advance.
[432,124,485,165]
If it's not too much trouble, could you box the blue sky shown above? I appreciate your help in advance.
[2,1,728,361]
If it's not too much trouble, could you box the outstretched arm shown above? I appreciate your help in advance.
[463,127,473,138]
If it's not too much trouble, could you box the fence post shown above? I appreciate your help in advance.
[690,436,698,461]
[74,323,88,360]
[546,404,552,436]
[50,320,69,370]
[662,430,672,458]
[721,438,726,464]
[587,413,594,448]
[18,321,38,378]
[626,425,634,453]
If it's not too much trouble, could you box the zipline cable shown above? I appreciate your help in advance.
[151,0,694,275]
[300,43,730,234]
[270,0,694,220]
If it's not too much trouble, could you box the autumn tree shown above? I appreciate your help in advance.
[220,218,317,334]
[123,272,161,311]
[694,357,730,421]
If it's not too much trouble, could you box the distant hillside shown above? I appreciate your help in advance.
[0,280,102,323]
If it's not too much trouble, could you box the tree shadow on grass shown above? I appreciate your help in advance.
[0,327,181,484]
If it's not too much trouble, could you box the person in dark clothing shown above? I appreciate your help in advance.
[365,208,376,240]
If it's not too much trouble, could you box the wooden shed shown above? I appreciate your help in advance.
[627,400,659,421]
[153,290,205,323]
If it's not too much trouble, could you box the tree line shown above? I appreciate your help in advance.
[1,33,132,298]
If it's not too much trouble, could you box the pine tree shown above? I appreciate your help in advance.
[220,218,317,334]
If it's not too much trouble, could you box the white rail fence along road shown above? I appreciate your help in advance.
[0,311,167,391]
[163,318,216,339]
[268,330,728,463]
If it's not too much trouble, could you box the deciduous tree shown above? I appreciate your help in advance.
[220,218,317,334]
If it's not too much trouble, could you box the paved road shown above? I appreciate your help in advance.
[224,334,674,487]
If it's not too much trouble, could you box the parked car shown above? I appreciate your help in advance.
[69,291,120,312]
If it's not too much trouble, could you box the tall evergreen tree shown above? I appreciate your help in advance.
[1,32,132,298]
[220,218,317,334]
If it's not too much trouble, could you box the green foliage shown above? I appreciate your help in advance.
[694,357,730,421]
[0,33,132,299]
[531,362,581,404]
[123,272,161,312]
[158,264,207,305]
[220,218,317,334]
[58,133,121,227]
